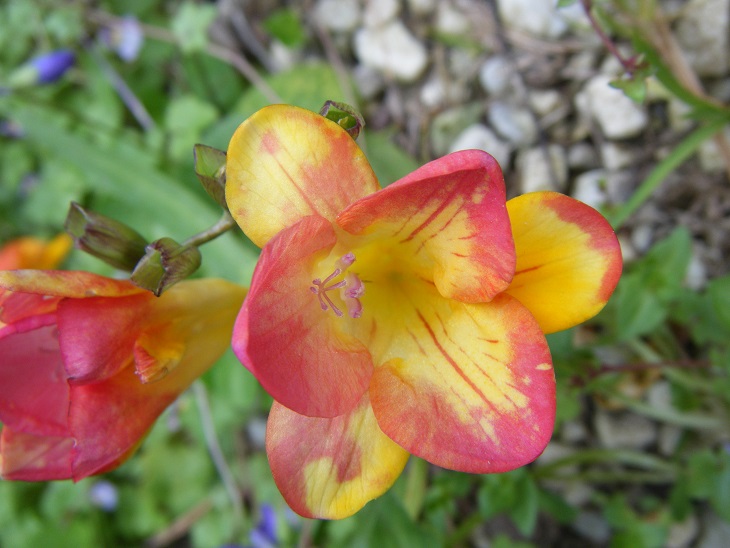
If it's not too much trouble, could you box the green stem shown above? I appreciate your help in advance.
[183,211,237,248]
[533,448,677,479]
[609,119,728,229]
[402,457,428,519]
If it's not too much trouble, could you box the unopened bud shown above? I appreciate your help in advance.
[131,238,201,296]
[193,144,227,209]
[64,202,147,271]
[319,101,365,140]
[7,50,75,89]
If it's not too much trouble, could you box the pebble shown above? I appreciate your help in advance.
[449,124,512,168]
[407,0,436,15]
[572,511,612,544]
[594,409,658,449]
[584,74,649,139]
[675,0,730,77]
[363,0,401,28]
[697,127,730,172]
[315,0,361,33]
[516,144,568,193]
[667,514,700,548]
[495,0,569,39]
[479,55,517,97]
[685,249,708,290]
[352,64,385,100]
[435,0,470,36]
[600,142,635,171]
[488,100,538,146]
[528,88,561,117]
[354,21,428,82]
[573,169,608,210]
[568,142,599,170]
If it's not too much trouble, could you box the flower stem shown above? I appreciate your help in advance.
[183,211,237,248]
[193,381,245,531]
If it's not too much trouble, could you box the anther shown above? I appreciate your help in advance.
[311,254,364,319]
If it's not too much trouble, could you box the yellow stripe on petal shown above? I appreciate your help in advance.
[505,192,622,334]
[367,287,555,474]
[266,394,409,519]
[226,105,380,248]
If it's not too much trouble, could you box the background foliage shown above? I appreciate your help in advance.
[1,0,729,546]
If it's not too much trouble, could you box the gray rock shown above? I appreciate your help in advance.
[363,0,401,28]
[572,511,612,544]
[568,142,599,170]
[600,142,636,171]
[496,0,569,39]
[573,169,608,210]
[488,100,538,146]
[353,64,385,100]
[435,0,470,36]
[479,56,517,97]
[316,0,361,33]
[516,145,568,193]
[676,0,730,77]
[584,74,648,139]
[594,409,658,449]
[354,21,428,82]
[407,0,436,15]
[449,123,513,168]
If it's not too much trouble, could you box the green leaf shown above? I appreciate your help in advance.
[171,2,217,54]
[509,473,540,536]
[610,75,648,103]
[364,131,420,186]
[263,8,306,48]
[708,275,730,330]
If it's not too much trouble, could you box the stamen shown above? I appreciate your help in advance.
[311,253,365,319]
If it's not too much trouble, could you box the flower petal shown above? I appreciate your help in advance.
[226,105,380,248]
[232,216,372,418]
[0,270,144,299]
[369,291,555,473]
[0,233,72,270]
[0,322,70,437]
[58,293,153,383]
[266,393,409,519]
[505,192,622,334]
[337,150,515,303]
[0,428,73,480]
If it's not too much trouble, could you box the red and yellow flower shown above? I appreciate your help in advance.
[225,105,622,519]
[0,233,72,271]
[0,270,246,481]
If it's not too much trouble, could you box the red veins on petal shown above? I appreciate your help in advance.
[232,215,372,418]
[337,150,515,303]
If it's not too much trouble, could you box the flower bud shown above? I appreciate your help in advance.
[7,50,75,88]
[131,238,202,296]
[193,144,227,209]
[64,202,148,271]
[319,101,365,140]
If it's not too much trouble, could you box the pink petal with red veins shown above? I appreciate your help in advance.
[233,215,372,418]
[0,428,73,481]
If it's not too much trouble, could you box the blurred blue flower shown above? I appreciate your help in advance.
[89,480,119,512]
[249,504,278,548]
[100,16,144,62]
[33,50,76,83]
[5,50,75,89]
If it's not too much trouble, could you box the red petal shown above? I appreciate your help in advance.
[232,216,372,418]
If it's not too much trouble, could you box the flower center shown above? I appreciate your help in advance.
[310,252,364,319]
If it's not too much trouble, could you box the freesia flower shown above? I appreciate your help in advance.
[225,105,622,519]
[0,233,72,270]
[0,270,246,481]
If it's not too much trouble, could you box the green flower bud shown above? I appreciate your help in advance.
[319,101,365,140]
[130,238,202,296]
[193,144,227,209]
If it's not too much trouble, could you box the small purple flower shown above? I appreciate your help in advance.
[99,16,144,62]
[249,504,278,548]
[88,480,119,512]
[32,50,76,84]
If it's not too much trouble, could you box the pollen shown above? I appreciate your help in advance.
[311,253,364,318]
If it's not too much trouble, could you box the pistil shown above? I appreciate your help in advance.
[311,253,364,318]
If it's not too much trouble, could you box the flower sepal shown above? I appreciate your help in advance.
[130,238,201,296]
[193,144,227,209]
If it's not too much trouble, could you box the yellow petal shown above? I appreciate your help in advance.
[226,105,380,248]
[505,192,622,334]
[266,393,409,519]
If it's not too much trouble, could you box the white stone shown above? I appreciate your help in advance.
[449,124,512,169]
[316,0,361,33]
[595,410,657,449]
[528,89,561,116]
[698,127,730,172]
[600,142,635,171]
[573,169,608,210]
[479,56,515,97]
[676,0,730,77]
[667,514,700,548]
[685,250,708,290]
[496,0,569,39]
[354,21,428,82]
[584,74,648,139]
[517,145,568,194]
[568,142,599,169]
[353,64,385,100]
[363,0,401,28]
[631,223,654,253]
[407,0,436,15]
[435,0,469,35]
[488,101,537,146]
[572,512,612,544]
